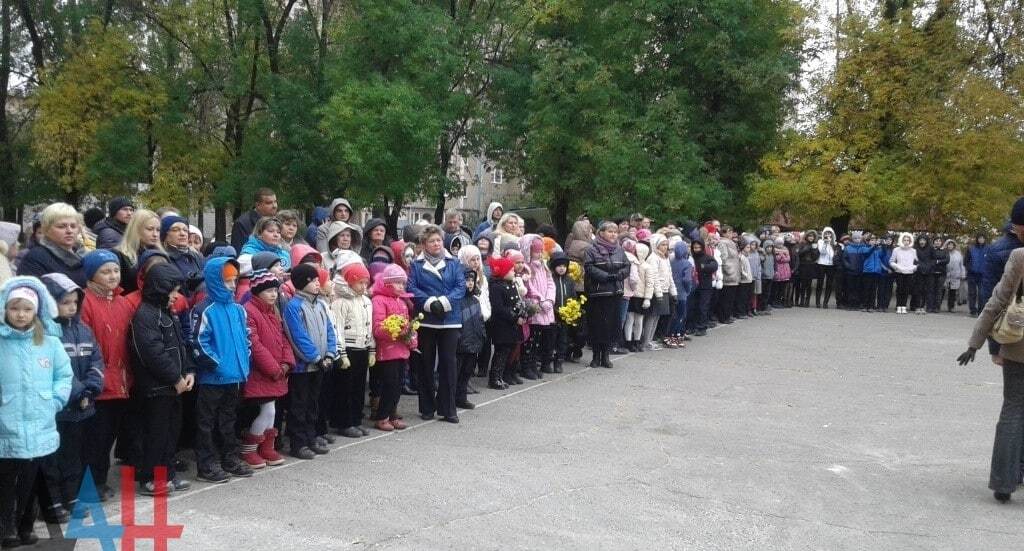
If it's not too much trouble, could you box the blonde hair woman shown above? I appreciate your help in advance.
[110,209,164,293]
[17,203,87,286]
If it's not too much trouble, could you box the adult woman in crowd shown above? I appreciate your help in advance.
[584,221,629,368]
[360,218,390,265]
[277,209,308,250]
[490,213,523,258]
[408,225,466,424]
[112,209,164,294]
[161,215,205,303]
[18,203,87,287]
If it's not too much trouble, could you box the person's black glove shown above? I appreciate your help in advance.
[429,301,445,316]
[957,348,977,366]
[185,273,205,294]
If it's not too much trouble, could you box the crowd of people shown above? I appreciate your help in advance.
[0,187,1015,546]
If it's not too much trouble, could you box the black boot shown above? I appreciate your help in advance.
[600,348,614,369]
[504,366,523,385]
[488,366,508,390]
[589,347,602,368]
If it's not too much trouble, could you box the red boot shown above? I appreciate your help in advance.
[241,433,267,469]
[259,429,286,466]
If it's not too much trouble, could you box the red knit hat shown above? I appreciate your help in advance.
[342,263,370,286]
[489,257,515,279]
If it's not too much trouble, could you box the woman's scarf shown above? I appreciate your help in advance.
[39,237,83,269]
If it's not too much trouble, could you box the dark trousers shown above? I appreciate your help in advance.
[554,323,570,362]
[524,324,556,373]
[895,273,913,307]
[759,280,774,311]
[845,274,864,308]
[877,274,894,310]
[816,266,835,307]
[990,361,1024,493]
[195,384,241,471]
[39,420,85,509]
[83,398,130,489]
[476,336,492,376]
[317,365,338,436]
[947,287,959,311]
[669,295,688,336]
[139,395,182,483]
[287,371,324,451]
[798,265,820,305]
[0,459,36,538]
[335,349,369,428]
[736,283,754,317]
[927,274,943,312]
[863,274,880,309]
[374,359,404,420]
[717,285,737,322]
[694,288,713,330]
[417,327,461,419]
[968,274,984,314]
[911,273,930,310]
[490,343,515,381]
[455,352,478,403]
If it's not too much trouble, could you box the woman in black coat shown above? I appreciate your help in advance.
[583,221,630,368]
[17,203,87,287]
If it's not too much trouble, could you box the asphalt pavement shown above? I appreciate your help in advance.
[52,307,1023,550]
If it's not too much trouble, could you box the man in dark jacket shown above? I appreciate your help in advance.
[965,234,990,316]
[230,188,278,251]
[929,237,950,313]
[94,197,134,250]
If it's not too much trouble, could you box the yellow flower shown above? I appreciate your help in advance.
[568,261,584,284]
[557,297,586,326]
[381,314,408,340]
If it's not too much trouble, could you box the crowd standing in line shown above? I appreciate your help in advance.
[0,188,1014,547]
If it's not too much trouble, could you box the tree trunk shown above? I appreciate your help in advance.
[0,0,15,222]
[15,0,44,81]
[829,212,851,237]
[553,194,570,241]
[215,206,227,242]
[386,198,403,237]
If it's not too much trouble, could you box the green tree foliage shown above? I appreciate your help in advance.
[750,1,1024,233]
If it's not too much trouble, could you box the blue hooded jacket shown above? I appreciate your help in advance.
[0,276,73,459]
[863,245,890,275]
[967,241,989,276]
[671,241,695,298]
[239,235,291,270]
[42,273,104,423]
[305,206,329,246]
[190,257,250,385]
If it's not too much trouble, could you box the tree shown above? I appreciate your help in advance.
[749,1,1024,233]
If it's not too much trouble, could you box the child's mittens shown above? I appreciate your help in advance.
[368,354,376,367]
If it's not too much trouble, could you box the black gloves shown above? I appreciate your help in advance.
[956,348,977,366]
[429,301,445,316]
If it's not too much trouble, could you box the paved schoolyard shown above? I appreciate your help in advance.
[57,308,1020,550]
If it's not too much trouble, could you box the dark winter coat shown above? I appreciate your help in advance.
[43,274,105,422]
[130,263,194,398]
[583,242,630,297]
[17,239,87,288]
[931,247,950,277]
[914,240,936,275]
[457,294,486,355]
[93,218,126,250]
[966,242,990,277]
[487,278,525,345]
[230,209,262,252]
[797,241,820,267]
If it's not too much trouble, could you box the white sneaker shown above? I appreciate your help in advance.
[647,342,663,351]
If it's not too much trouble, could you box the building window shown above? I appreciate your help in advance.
[491,168,504,185]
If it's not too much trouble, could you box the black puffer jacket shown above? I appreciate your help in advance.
[130,263,194,398]
[932,246,950,277]
[93,217,126,250]
[798,237,820,266]
[915,238,936,275]
[583,242,630,297]
[692,241,719,291]
[458,293,486,355]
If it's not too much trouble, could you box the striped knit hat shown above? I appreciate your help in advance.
[251,269,280,296]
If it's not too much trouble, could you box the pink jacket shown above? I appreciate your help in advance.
[371,278,418,362]
[521,234,556,326]
[774,249,792,282]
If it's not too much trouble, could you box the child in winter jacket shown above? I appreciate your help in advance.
[519,234,556,379]
[329,263,375,439]
[737,238,755,319]
[668,240,694,347]
[486,257,527,389]
[772,238,792,307]
[549,252,577,370]
[760,239,775,313]
[456,270,485,409]
[748,238,763,314]
[239,269,295,469]
[944,239,966,312]
[644,234,676,351]
[370,264,417,431]
[283,263,339,459]
[624,242,651,352]
[191,257,252,482]
[129,263,194,496]
[889,233,918,314]
[689,241,719,336]
[40,273,104,519]
[80,249,138,502]
[0,277,73,546]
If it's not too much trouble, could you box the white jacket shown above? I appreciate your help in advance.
[646,236,677,298]
[888,234,918,275]
[329,278,374,352]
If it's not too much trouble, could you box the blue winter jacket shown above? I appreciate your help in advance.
[0,277,73,459]
[842,243,873,274]
[671,241,695,298]
[863,247,891,275]
[967,243,989,276]
[191,257,250,385]
[240,235,291,270]
[981,225,1024,355]
[408,252,466,329]
[41,273,105,422]
[283,291,338,372]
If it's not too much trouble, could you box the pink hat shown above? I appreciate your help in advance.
[635,229,652,242]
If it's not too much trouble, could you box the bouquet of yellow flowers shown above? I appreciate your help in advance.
[382,313,424,342]
[568,261,584,284]
[557,295,587,326]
